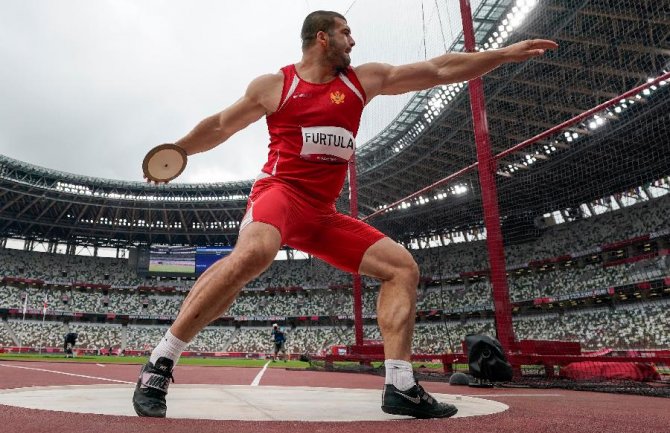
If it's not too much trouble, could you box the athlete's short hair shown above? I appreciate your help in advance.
[301,10,346,50]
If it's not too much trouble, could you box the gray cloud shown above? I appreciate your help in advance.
[0,0,356,183]
[1,0,452,183]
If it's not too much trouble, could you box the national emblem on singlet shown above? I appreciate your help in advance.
[330,91,345,104]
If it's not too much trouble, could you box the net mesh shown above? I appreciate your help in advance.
[321,0,670,396]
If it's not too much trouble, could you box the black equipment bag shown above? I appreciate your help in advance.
[465,334,513,382]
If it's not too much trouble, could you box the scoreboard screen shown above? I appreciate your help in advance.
[148,246,195,274]
[195,246,233,274]
[145,245,233,275]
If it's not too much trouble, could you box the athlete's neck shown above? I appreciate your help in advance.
[295,57,339,84]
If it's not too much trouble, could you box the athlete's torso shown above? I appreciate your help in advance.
[260,64,366,204]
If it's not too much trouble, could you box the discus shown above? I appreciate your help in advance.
[142,143,188,183]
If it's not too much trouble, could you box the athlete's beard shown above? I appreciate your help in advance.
[326,40,351,73]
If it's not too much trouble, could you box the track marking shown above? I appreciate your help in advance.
[250,360,272,386]
[0,363,133,384]
[96,364,105,367]
[463,393,563,397]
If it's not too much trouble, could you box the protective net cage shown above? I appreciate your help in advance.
[309,0,670,397]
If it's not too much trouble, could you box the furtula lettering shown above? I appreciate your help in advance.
[304,133,354,149]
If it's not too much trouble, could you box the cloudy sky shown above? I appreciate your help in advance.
[0,0,465,184]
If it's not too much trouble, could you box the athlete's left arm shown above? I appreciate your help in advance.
[356,39,557,100]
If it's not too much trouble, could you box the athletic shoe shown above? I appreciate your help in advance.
[132,357,174,417]
[381,381,458,419]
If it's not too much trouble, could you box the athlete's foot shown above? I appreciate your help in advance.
[382,381,458,419]
[132,357,174,417]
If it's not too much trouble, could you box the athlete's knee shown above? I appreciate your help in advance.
[232,226,280,271]
[233,244,276,272]
[392,255,420,288]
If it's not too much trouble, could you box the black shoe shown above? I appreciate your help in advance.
[382,382,458,419]
[132,357,175,417]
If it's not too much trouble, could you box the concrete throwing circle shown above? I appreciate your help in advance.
[0,384,508,421]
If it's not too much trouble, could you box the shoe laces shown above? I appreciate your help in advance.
[156,369,175,384]
[151,361,176,383]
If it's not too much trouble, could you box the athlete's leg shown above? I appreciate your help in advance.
[357,238,419,362]
[133,221,281,418]
[359,238,457,418]
[171,221,282,342]
[286,208,455,418]
[286,209,415,360]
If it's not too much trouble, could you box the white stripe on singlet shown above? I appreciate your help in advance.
[271,150,280,175]
[277,75,300,112]
[338,72,365,104]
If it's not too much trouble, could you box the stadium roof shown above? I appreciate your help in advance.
[1,0,668,247]
[0,154,252,246]
[346,0,670,242]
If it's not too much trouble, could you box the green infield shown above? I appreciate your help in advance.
[0,353,310,368]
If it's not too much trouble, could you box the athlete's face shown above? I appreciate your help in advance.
[325,18,355,72]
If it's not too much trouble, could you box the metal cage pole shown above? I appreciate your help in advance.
[459,0,516,350]
[348,156,364,346]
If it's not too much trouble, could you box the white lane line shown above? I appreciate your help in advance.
[0,363,133,384]
[250,360,272,387]
[96,364,105,367]
[463,393,563,397]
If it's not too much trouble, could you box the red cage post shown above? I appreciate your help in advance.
[459,0,516,350]
[348,156,364,346]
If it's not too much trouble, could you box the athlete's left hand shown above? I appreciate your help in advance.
[502,39,558,62]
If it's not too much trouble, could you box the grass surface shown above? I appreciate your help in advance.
[0,353,311,368]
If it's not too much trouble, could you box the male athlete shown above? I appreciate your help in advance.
[133,10,557,419]
[270,323,287,362]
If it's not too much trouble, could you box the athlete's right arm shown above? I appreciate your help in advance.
[173,73,283,156]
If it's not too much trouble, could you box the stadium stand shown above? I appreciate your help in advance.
[7,320,66,349]
[2,198,669,355]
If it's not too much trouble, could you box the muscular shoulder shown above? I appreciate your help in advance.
[246,71,285,114]
[353,62,393,101]
[246,72,284,99]
[248,72,283,92]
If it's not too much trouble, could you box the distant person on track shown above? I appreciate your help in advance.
[63,332,77,358]
[270,323,287,362]
[133,10,557,419]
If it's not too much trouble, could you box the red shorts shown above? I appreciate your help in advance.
[240,178,386,273]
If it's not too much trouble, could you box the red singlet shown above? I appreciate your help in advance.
[241,64,385,273]
[261,64,366,203]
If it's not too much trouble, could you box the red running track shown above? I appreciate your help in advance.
[0,360,668,433]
